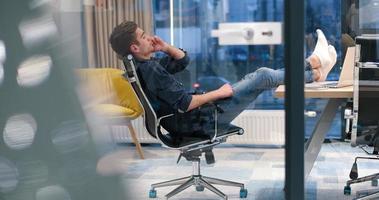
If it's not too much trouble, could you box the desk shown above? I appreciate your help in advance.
[275,85,353,178]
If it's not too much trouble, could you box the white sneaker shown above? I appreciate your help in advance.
[312,29,331,71]
[318,45,337,82]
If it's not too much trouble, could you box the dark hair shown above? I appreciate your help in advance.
[109,21,139,58]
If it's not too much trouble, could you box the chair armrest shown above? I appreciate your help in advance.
[202,102,224,113]
[157,114,174,126]
[155,101,229,142]
[185,103,221,142]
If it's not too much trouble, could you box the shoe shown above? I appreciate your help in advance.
[312,29,330,71]
[318,45,337,82]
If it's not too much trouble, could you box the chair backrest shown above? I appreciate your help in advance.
[122,55,159,140]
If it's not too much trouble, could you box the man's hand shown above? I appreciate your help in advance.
[187,83,234,111]
[152,36,169,52]
[152,36,185,60]
[216,83,234,99]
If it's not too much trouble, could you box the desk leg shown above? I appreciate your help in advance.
[304,98,344,179]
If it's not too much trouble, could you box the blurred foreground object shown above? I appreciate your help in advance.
[0,1,127,199]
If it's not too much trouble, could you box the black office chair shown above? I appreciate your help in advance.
[123,55,248,200]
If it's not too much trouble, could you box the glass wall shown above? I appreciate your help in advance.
[153,0,343,138]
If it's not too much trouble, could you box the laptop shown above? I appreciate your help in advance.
[305,46,355,89]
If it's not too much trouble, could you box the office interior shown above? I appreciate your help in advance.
[1,0,379,199]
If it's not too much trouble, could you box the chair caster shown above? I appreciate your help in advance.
[196,185,204,192]
[149,189,157,198]
[372,179,378,186]
[344,185,351,195]
[240,188,248,198]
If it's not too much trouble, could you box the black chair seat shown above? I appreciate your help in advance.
[161,124,243,148]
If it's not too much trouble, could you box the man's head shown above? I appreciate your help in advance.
[109,21,154,59]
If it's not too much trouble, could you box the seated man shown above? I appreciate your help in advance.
[109,21,337,138]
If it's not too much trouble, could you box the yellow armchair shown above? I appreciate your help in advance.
[76,68,144,159]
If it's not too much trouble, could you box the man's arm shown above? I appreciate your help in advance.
[152,36,188,74]
[152,36,185,59]
[164,45,185,59]
[187,83,233,111]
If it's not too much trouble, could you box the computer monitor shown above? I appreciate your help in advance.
[341,0,379,60]
[357,0,379,34]
[342,0,379,37]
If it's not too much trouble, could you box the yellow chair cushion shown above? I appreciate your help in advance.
[91,104,140,119]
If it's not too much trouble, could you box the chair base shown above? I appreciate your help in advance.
[150,174,246,200]
[344,172,379,199]
[356,188,379,200]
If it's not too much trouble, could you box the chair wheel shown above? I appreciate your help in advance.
[372,179,378,186]
[196,185,204,191]
[240,188,248,198]
[344,186,351,195]
[149,189,157,198]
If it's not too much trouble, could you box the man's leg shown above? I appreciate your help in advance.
[216,67,314,125]
[215,29,337,126]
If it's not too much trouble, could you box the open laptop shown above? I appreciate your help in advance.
[305,46,355,89]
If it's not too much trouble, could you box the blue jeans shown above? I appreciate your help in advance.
[216,67,314,126]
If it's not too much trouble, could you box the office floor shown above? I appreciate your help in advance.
[98,142,379,200]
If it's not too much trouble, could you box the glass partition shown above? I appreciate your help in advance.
[153,0,343,138]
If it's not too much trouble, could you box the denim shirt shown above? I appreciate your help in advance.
[133,52,192,118]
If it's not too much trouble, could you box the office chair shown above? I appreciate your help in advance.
[123,55,248,200]
[75,68,144,159]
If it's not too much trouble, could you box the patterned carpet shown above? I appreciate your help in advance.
[97,142,379,200]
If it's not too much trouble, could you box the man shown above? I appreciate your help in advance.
[109,21,336,137]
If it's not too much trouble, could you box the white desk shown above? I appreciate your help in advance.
[275,85,353,178]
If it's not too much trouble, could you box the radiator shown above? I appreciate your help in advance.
[112,110,285,145]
